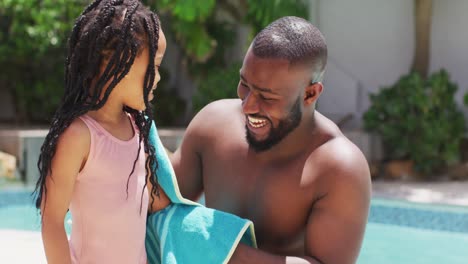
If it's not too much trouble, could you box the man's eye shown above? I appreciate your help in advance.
[260,94,273,101]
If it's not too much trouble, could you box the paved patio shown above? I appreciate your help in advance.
[372,180,468,206]
[0,230,46,264]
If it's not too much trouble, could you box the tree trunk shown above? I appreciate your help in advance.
[412,0,433,78]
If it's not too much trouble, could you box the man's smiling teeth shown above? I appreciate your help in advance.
[248,116,267,128]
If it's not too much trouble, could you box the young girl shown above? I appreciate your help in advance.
[33,0,170,263]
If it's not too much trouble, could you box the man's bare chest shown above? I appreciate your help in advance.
[201,155,314,247]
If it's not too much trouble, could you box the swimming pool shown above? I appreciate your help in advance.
[359,199,468,264]
[1,189,468,263]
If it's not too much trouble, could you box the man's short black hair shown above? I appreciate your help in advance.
[252,16,327,82]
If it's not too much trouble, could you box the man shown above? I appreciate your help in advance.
[169,16,371,264]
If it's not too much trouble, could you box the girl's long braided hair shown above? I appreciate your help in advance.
[33,0,160,213]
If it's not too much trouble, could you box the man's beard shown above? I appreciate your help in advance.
[245,97,302,152]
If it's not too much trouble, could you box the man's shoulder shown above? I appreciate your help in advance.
[189,99,241,129]
[183,99,242,144]
[198,99,241,116]
[304,135,371,211]
[308,135,370,185]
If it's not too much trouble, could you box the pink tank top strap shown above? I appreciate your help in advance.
[78,114,105,134]
[78,113,139,138]
[127,113,139,135]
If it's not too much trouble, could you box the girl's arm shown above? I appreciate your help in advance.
[41,119,90,264]
[147,184,171,213]
[146,154,171,214]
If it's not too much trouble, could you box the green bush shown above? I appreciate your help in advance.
[0,0,309,125]
[149,0,309,65]
[246,0,309,34]
[0,0,83,123]
[192,62,241,113]
[152,87,186,127]
[149,0,309,115]
[152,68,186,127]
[363,70,466,175]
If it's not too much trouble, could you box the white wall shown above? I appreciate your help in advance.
[315,0,415,129]
[315,0,468,129]
[431,0,468,106]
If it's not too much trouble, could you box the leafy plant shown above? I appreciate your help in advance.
[147,0,310,115]
[147,0,309,65]
[246,0,309,34]
[152,68,186,127]
[0,0,84,123]
[0,0,309,125]
[152,87,186,127]
[149,0,217,62]
[363,70,466,175]
[192,62,242,113]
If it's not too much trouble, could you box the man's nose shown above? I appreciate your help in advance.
[242,92,260,115]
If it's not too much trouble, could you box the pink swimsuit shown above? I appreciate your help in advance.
[69,114,148,264]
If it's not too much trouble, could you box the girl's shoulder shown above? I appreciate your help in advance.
[57,117,91,155]
[65,117,91,141]
[48,117,91,182]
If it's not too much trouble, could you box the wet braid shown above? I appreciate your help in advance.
[34,0,161,214]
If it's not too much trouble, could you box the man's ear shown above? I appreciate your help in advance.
[303,82,323,105]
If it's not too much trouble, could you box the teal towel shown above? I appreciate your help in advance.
[146,121,257,264]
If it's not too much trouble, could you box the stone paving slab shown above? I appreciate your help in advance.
[0,230,46,264]
[372,180,468,206]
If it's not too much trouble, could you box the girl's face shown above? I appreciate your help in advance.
[117,28,167,111]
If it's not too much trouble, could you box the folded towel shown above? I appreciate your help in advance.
[146,121,257,264]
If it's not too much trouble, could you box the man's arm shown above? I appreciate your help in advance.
[230,139,371,264]
[169,103,216,200]
[303,140,371,264]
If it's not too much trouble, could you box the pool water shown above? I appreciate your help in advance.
[359,222,468,263]
[0,190,71,233]
[1,190,468,263]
